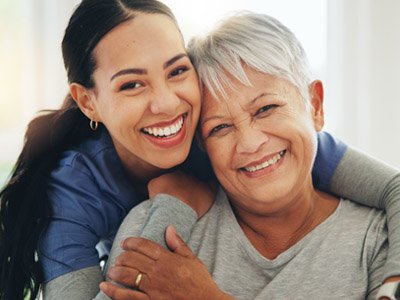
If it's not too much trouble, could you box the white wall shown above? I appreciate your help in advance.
[326,0,400,168]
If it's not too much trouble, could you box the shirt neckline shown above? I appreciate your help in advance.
[216,188,343,269]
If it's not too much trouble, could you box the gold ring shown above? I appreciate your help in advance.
[134,272,143,289]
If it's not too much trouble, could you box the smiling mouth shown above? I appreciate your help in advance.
[241,150,287,173]
[141,113,187,138]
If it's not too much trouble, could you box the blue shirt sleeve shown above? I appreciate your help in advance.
[312,131,348,191]
[38,152,129,282]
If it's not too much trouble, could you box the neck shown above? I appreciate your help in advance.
[123,158,170,199]
[113,140,169,198]
[232,182,339,259]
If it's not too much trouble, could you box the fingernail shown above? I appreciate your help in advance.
[168,225,178,237]
[99,282,107,291]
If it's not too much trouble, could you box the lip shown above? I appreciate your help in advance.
[141,113,189,149]
[142,113,186,129]
[239,149,286,178]
[241,150,285,169]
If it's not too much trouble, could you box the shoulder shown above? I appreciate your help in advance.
[313,131,348,190]
[42,128,141,257]
[338,199,386,229]
[336,200,387,259]
[48,127,139,221]
[335,200,387,239]
[49,127,119,188]
[120,199,154,227]
[56,127,117,174]
[39,130,142,281]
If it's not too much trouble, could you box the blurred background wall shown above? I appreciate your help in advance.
[0,0,399,185]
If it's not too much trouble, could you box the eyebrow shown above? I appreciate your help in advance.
[245,92,277,109]
[110,68,147,81]
[163,53,188,69]
[201,92,278,125]
[201,114,225,126]
[110,53,188,82]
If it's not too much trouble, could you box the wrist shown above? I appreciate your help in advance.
[376,281,400,300]
[220,292,235,300]
[384,276,400,283]
[209,289,234,300]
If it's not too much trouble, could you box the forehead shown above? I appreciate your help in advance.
[201,67,297,115]
[93,13,185,70]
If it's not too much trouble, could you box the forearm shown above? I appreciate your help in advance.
[98,194,198,291]
[42,266,103,300]
[330,146,400,280]
[380,174,400,280]
[98,205,231,300]
[140,194,198,248]
[329,146,398,208]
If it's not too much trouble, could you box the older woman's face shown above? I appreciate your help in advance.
[200,66,324,214]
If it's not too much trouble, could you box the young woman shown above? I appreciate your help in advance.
[0,1,399,300]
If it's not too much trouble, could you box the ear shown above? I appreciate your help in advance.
[308,80,324,132]
[69,83,99,121]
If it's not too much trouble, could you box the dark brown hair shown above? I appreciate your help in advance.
[0,1,176,299]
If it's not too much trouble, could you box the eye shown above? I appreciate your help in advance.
[208,123,231,136]
[119,81,143,91]
[255,104,278,116]
[168,66,189,78]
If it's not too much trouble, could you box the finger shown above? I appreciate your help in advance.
[99,282,149,300]
[121,237,166,260]
[165,225,195,258]
[107,266,142,288]
[114,251,155,274]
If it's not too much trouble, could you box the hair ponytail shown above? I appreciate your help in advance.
[0,96,91,300]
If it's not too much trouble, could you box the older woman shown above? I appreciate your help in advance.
[99,12,398,300]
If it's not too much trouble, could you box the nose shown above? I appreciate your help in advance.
[149,84,180,116]
[236,124,269,154]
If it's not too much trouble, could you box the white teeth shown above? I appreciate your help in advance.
[142,116,184,138]
[244,151,285,173]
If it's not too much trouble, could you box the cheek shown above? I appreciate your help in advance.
[180,77,201,106]
[304,132,318,161]
[205,138,234,173]
[205,142,221,165]
[103,99,148,130]
[284,119,318,168]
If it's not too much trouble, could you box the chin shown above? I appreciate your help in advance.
[154,152,188,170]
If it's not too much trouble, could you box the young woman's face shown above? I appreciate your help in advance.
[88,13,201,173]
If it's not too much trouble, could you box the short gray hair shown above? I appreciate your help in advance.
[188,12,312,101]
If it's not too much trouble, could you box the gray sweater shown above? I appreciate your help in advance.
[43,147,400,299]
[97,189,387,299]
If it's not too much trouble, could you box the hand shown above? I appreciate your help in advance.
[383,276,400,283]
[378,277,400,300]
[100,226,233,300]
[148,171,217,218]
